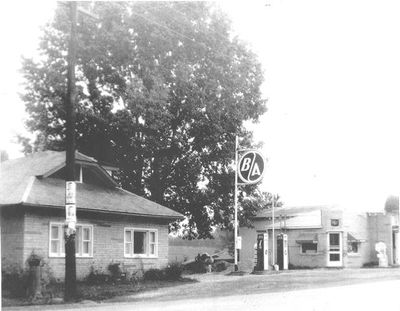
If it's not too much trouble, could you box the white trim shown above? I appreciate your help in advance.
[327,232,343,267]
[124,227,158,258]
[78,165,83,183]
[48,222,94,258]
[21,176,35,203]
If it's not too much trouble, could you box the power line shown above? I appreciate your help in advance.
[130,10,197,44]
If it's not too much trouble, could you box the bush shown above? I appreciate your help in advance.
[164,263,183,281]
[184,261,207,274]
[213,261,228,272]
[288,263,316,270]
[85,266,109,285]
[108,263,123,281]
[144,263,183,281]
[2,254,55,299]
[2,265,30,298]
[144,268,165,281]
[362,261,379,268]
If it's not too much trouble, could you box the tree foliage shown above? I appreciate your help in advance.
[21,2,268,238]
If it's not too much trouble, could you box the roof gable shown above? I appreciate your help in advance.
[0,151,183,219]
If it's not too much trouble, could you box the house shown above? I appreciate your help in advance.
[239,205,399,271]
[0,150,183,279]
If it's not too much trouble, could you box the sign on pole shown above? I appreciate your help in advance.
[238,151,266,184]
[65,181,76,227]
[235,236,242,250]
[66,204,76,223]
[234,144,266,272]
[66,181,76,204]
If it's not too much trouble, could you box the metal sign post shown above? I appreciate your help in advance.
[272,195,275,268]
[234,136,239,271]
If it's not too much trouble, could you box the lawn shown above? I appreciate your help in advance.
[2,277,197,307]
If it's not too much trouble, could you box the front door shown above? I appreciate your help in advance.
[327,232,342,267]
[256,233,269,271]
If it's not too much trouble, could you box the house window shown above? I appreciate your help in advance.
[301,243,318,254]
[75,225,93,257]
[124,228,158,258]
[49,223,93,257]
[50,224,65,257]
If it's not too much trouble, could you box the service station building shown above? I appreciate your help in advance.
[239,205,399,271]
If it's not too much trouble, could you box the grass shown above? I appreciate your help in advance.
[2,277,197,307]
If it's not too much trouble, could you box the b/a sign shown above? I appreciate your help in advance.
[238,151,266,184]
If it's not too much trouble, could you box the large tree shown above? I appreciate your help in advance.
[21,2,267,238]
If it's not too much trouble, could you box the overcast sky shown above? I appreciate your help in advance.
[1,1,400,211]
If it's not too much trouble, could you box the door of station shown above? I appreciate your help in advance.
[256,233,268,271]
[277,233,288,270]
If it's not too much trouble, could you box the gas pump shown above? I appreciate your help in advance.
[256,233,268,271]
[277,233,288,270]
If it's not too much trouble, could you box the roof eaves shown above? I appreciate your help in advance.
[41,163,66,178]
[117,187,183,218]
[20,202,185,220]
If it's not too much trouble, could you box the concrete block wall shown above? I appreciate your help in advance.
[286,229,326,268]
[367,213,393,265]
[22,208,170,280]
[1,207,25,268]
[342,212,370,267]
[238,226,257,272]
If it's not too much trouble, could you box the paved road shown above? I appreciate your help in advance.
[6,278,400,311]
[5,269,400,310]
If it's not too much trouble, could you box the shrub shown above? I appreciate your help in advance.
[108,263,123,281]
[144,263,183,281]
[164,262,184,281]
[184,261,207,274]
[362,261,379,268]
[144,268,165,281]
[213,261,228,272]
[85,266,109,285]
[2,265,30,298]
[288,263,316,270]
[2,254,55,299]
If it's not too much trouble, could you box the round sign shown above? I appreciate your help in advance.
[238,151,265,184]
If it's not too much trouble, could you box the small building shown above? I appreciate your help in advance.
[0,151,183,279]
[239,205,399,271]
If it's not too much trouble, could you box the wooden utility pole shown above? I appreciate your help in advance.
[64,1,77,302]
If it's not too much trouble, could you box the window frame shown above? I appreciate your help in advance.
[124,227,158,258]
[347,241,360,255]
[300,242,318,254]
[48,222,94,258]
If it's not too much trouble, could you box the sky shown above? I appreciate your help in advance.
[1,1,400,211]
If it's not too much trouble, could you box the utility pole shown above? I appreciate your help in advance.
[64,1,77,302]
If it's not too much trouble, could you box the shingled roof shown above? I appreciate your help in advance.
[0,151,183,219]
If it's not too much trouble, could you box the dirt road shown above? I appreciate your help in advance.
[5,268,400,310]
